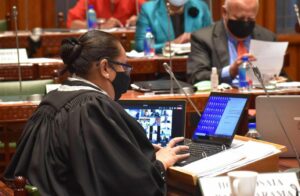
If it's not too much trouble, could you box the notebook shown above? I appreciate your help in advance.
[118,100,186,147]
[179,92,249,166]
[256,95,300,157]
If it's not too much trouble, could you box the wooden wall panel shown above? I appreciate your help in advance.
[3,0,56,30]
[211,0,225,21]
[41,0,56,28]
[212,0,276,32]
[0,1,6,20]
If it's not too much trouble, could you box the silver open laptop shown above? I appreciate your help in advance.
[256,95,300,157]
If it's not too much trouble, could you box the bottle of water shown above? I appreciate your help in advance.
[144,27,155,57]
[210,67,219,91]
[246,122,261,140]
[87,5,97,30]
[238,56,250,91]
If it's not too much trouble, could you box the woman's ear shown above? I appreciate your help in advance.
[98,59,110,79]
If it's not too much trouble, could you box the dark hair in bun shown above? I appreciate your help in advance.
[60,30,120,76]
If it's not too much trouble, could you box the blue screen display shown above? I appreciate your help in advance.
[193,96,247,139]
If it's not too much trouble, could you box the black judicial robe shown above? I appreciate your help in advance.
[4,81,166,196]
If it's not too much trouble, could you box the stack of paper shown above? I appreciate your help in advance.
[180,140,280,177]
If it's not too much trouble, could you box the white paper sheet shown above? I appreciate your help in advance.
[249,40,288,85]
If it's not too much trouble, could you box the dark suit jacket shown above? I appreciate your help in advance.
[187,20,276,84]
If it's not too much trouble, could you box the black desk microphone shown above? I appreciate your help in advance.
[249,62,300,172]
[163,62,201,118]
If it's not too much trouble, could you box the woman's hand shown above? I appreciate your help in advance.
[172,33,191,44]
[156,137,190,170]
[125,15,138,27]
[101,17,123,29]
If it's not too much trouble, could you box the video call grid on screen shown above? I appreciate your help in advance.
[120,100,186,147]
[192,95,248,140]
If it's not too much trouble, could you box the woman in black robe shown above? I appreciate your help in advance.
[4,30,189,196]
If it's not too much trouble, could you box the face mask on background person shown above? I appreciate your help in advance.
[227,19,255,39]
[168,0,189,7]
[111,72,131,100]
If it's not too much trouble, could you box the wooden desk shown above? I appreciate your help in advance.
[0,102,37,173]
[0,93,291,195]
[0,29,135,57]
[279,158,299,171]
[0,180,13,196]
[1,89,300,175]
[166,135,287,195]
[0,56,188,82]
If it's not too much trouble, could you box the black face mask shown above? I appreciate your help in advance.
[112,72,131,101]
[227,19,255,38]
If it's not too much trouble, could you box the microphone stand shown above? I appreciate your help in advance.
[166,3,174,94]
[12,6,22,95]
[208,0,213,19]
[25,0,29,31]
[163,63,201,117]
[135,0,140,16]
[85,0,88,29]
[250,63,300,173]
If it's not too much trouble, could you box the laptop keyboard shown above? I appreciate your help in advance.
[176,139,229,166]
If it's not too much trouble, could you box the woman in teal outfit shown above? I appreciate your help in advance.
[135,0,212,53]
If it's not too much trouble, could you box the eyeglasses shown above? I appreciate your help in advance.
[107,59,133,74]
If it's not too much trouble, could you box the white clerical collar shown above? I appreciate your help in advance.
[57,75,109,97]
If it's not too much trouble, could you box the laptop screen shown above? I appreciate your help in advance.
[192,92,249,145]
[118,100,186,146]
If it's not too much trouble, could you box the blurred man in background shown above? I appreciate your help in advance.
[67,0,146,29]
[187,0,276,84]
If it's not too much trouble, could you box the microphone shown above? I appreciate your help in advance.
[85,0,88,29]
[12,5,23,94]
[135,0,140,16]
[163,62,201,117]
[249,62,300,173]
[166,2,174,94]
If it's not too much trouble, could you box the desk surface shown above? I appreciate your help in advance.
[0,29,135,56]
[1,88,300,120]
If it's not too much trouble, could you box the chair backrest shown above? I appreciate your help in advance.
[0,19,7,31]
[0,79,53,102]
